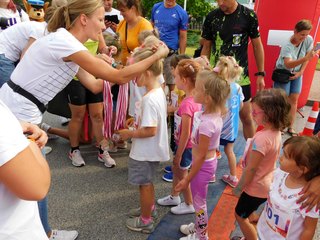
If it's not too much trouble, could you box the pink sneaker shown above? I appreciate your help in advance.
[216,150,222,159]
[222,175,239,188]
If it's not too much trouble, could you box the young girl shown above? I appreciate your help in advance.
[157,59,202,215]
[232,88,291,240]
[257,136,320,240]
[214,56,244,187]
[118,35,170,234]
[176,70,231,240]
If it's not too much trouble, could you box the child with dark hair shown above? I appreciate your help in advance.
[257,136,320,239]
[232,88,291,240]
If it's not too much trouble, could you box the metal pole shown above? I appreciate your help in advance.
[184,0,187,10]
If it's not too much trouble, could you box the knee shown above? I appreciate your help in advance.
[90,112,103,123]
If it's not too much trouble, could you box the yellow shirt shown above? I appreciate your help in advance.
[117,17,153,65]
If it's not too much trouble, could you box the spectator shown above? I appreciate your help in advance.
[151,0,188,93]
[201,0,265,140]
[103,0,123,36]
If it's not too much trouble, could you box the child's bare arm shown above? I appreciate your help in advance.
[299,216,318,240]
[233,150,264,197]
[119,127,157,140]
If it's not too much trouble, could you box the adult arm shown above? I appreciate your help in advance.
[179,30,187,54]
[251,37,265,91]
[296,175,320,211]
[200,39,212,60]
[0,141,50,200]
[233,150,264,197]
[66,43,168,85]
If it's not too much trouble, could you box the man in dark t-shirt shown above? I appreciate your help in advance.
[201,0,265,140]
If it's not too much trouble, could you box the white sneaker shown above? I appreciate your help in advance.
[157,195,181,206]
[68,150,85,167]
[49,229,78,240]
[180,222,196,235]
[44,146,52,155]
[179,233,199,240]
[171,202,195,215]
[98,150,116,168]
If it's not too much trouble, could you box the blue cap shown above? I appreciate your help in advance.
[27,0,44,6]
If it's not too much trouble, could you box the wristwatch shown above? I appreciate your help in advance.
[254,71,266,77]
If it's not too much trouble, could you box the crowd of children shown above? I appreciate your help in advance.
[1,0,320,239]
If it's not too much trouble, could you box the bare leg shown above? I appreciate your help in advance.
[140,184,154,218]
[240,101,255,140]
[235,213,258,240]
[46,127,69,140]
[68,104,86,148]
[224,143,236,176]
[88,102,104,144]
[288,93,299,129]
[171,164,192,204]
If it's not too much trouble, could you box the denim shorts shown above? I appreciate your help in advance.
[128,158,159,185]
[174,147,192,170]
[273,75,302,95]
[0,54,15,87]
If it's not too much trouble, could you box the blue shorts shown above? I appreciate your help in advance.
[220,138,235,146]
[273,75,302,95]
[0,54,15,87]
[174,147,192,170]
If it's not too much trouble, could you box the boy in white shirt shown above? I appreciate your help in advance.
[119,35,170,233]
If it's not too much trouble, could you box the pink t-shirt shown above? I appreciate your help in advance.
[191,111,222,150]
[174,96,202,148]
[244,129,282,198]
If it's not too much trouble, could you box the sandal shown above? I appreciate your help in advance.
[287,128,298,137]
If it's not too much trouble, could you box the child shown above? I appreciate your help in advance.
[157,59,202,215]
[214,56,244,187]
[176,70,231,240]
[118,35,170,233]
[232,88,291,240]
[257,136,320,240]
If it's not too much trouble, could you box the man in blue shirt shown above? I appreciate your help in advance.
[151,0,188,92]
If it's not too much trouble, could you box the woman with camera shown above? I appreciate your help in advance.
[273,19,319,136]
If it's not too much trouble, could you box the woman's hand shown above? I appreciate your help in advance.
[296,176,320,211]
[175,177,189,192]
[290,71,302,80]
[20,122,48,149]
[154,41,169,59]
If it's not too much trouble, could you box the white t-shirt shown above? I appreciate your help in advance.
[130,87,170,162]
[0,21,47,61]
[0,8,29,33]
[0,28,87,124]
[104,8,123,35]
[128,74,165,117]
[0,100,47,239]
[257,168,319,240]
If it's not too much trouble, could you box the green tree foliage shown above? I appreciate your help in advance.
[141,0,212,19]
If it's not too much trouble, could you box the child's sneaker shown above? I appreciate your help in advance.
[216,149,222,159]
[49,229,78,240]
[128,207,158,219]
[98,151,116,168]
[171,202,195,215]
[68,150,85,167]
[179,233,199,240]
[180,222,196,235]
[222,174,239,188]
[162,172,173,182]
[164,165,172,173]
[157,195,181,206]
[126,217,154,233]
[209,174,216,183]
